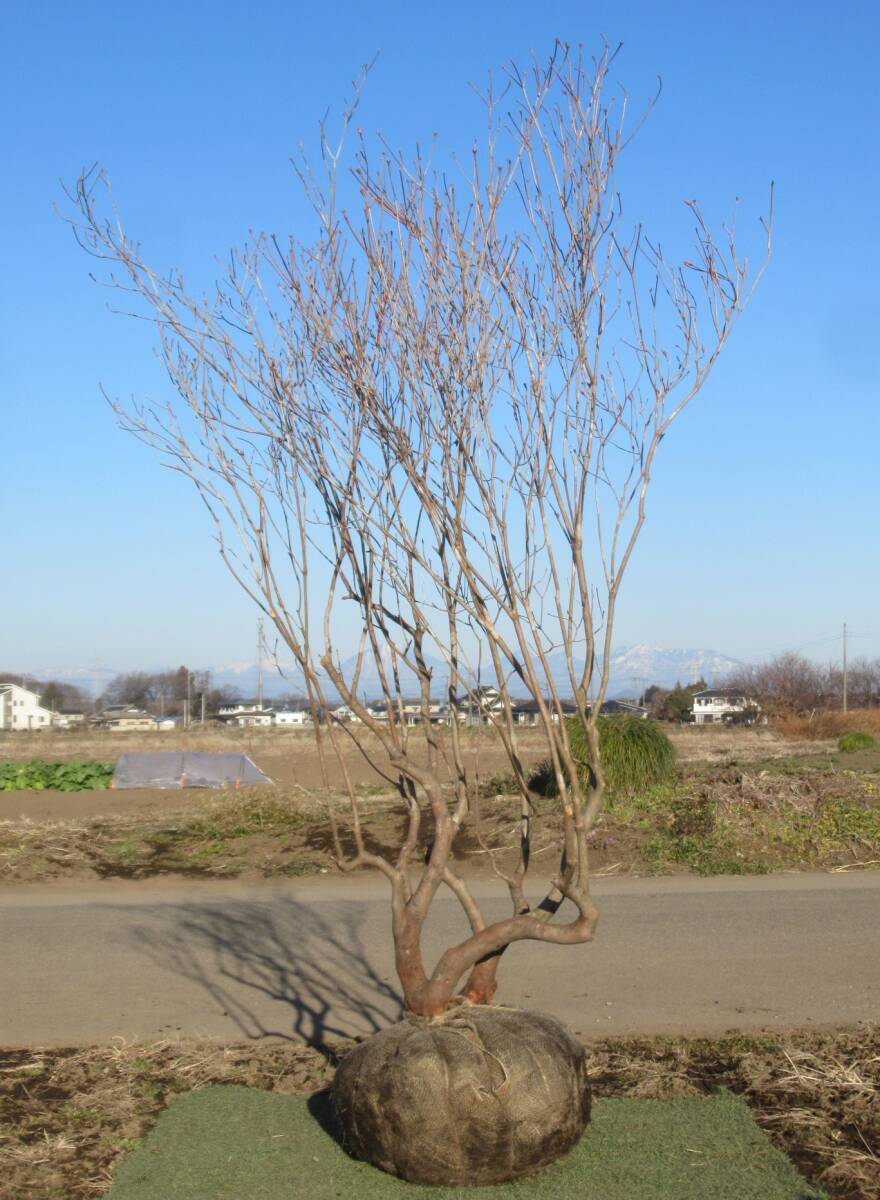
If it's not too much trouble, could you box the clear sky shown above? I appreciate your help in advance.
[2,0,878,676]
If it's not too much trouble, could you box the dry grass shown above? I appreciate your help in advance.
[2,721,835,776]
[668,725,836,761]
[0,1037,340,1199]
[775,710,880,741]
[0,790,334,882]
[587,1027,880,1199]
[1,1028,876,1200]
[1,755,879,882]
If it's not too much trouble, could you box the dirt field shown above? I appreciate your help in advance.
[0,726,549,821]
[0,724,839,824]
[0,723,877,885]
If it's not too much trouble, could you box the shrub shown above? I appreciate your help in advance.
[775,708,880,740]
[529,715,675,799]
[838,731,876,753]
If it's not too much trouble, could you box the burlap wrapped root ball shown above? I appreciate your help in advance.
[332,1006,591,1185]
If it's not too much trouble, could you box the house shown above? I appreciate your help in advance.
[93,705,156,731]
[274,708,311,727]
[599,700,648,718]
[691,689,757,725]
[362,700,448,726]
[217,699,275,727]
[451,687,506,726]
[511,698,578,726]
[218,699,268,718]
[330,704,361,724]
[0,684,55,731]
[55,709,87,728]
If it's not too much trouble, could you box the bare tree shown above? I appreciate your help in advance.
[724,652,880,715]
[69,43,771,1018]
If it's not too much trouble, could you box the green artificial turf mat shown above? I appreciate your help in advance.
[107,1085,826,1200]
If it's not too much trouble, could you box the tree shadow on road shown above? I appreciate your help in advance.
[125,896,403,1056]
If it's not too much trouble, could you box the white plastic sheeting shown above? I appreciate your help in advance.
[112,752,271,789]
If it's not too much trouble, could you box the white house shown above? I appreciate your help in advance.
[692,689,757,725]
[274,709,310,727]
[218,699,268,717]
[452,687,506,726]
[330,704,361,724]
[217,699,275,727]
[0,684,56,731]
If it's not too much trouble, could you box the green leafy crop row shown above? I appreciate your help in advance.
[0,759,114,791]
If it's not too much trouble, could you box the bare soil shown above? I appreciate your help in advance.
[0,724,837,824]
[1,1027,876,1200]
[1,726,877,884]
[0,726,544,821]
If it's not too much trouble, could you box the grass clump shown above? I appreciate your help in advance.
[838,731,876,753]
[529,715,676,800]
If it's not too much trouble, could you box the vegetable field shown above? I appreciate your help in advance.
[0,760,114,791]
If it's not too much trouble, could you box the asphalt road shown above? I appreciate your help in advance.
[1,872,877,1046]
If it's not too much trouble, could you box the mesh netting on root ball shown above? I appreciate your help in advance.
[332,1006,591,1186]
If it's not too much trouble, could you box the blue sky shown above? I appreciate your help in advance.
[2,0,878,676]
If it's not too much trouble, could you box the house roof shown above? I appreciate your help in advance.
[219,707,275,717]
[0,683,43,700]
[97,700,151,720]
[692,689,748,699]
[513,698,578,714]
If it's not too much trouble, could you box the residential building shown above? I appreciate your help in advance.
[93,705,156,731]
[691,689,757,725]
[599,700,648,718]
[366,699,456,727]
[55,709,87,728]
[0,683,55,731]
[330,704,361,724]
[451,686,506,725]
[218,699,268,718]
[511,698,578,726]
[274,709,311,727]
[217,699,275,727]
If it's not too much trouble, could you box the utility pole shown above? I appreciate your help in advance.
[200,691,206,726]
[187,671,193,729]
[257,617,265,710]
[842,622,848,714]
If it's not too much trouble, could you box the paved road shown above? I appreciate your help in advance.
[1,872,877,1046]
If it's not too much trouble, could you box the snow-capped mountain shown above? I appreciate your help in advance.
[23,644,743,702]
[212,644,742,700]
[606,645,744,695]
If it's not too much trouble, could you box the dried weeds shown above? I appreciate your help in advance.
[1,1028,877,1200]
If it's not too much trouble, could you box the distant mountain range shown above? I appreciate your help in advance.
[21,644,742,700]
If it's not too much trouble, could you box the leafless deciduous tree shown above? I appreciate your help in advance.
[723,652,880,715]
[69,43,771,1017]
